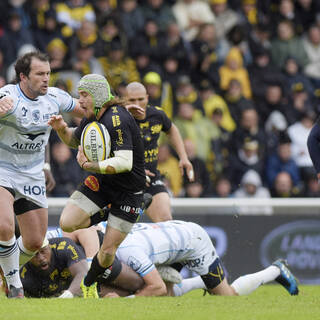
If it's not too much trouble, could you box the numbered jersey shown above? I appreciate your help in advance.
[0,84,75,175]
[20,237,85,298]
[116,220,218,276]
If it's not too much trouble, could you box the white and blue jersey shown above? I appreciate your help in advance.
[116,220,218,277]
[0,84,76,207]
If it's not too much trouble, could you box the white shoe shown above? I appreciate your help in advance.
[157,266,182,284]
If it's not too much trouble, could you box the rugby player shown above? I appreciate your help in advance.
[48,74,146,298]
[101,220,299,298]
[125,82,194,222]
[0,51,85,298]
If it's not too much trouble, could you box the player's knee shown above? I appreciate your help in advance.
[59,215,77,232]
[23,236,44,252]
[0,221,15,239]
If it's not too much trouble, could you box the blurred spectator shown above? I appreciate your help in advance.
[118,0,145,40]
[303,170,320,197]
[270,171,301,197]
[237,0,260,34]
[33,9,73,53]
[225,24,252,66]
[98,40,140,91]
[227,139,265,189]
[230,107,266,157]
[247,47,285,103]
[287,110,316,181]
[303,24,320,86]
[96,15,127,57]
[282,56,314,97]
[284,82,314,125]
[264,110,288,154]
[55,0,96,31]
[0,9,35,66]
[209,0,240,41]
[191,23,228,88]
[157,143,182,197]
[182,138,213,197]
[143,71,174,118]
[233,169,273,215]
[130,18,167,65]
[28,0,58,31]
[174,102,220,161]
[271,20,309,69]
[141,0,175,32]
[219,47,252,99]
[162,22,192,73]
[213,176,233,197]
[265,130,301,188]
[174,75,204,116]
[172,0,215,42]
[93,0,114,26]
[269,0,299,36]
[49,141,85,197]
[71,43,104,76]
[199,80,236,132]
[223,78,252,123]
[134,48,162,79]
[256,81,288,125]
[69,20,101,58]
[294,0,319,34]
[248,22,272,56]
[162,55,183,91]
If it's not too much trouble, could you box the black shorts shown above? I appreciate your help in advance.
[146,172,168,196]
[79,175,143,224]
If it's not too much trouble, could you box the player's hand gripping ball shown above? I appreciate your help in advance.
[81,121,111,162]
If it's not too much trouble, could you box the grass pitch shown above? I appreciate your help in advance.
[1,286,319,320]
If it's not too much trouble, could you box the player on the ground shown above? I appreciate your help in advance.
[101,220,299,298]
[0,51,85,298]
[125,82,194,221]
[20,237,88,298]
[48,74,146,298]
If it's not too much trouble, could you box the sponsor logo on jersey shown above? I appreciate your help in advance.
[127,256,142,272]
[32,109,41,124]
[120,205,141,214]
[6,269,18,277]
[24,185,46,196]
[84,175,100,192]
[112,115,121,127]
[11,140,44,150]
[151,124,162,134]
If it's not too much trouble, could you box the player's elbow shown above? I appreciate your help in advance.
[149,282,167,297]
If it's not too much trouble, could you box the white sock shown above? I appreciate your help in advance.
[0,236,22,288]
[173,276,206,296]
[17,236,36,266]
[231,266,280,295]
[87,257,93,268]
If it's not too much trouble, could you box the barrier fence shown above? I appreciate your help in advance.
[48,197,320,284]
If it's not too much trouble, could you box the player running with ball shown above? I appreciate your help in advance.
[48,74,146,298]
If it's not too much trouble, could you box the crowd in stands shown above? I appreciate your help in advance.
[2,0,320,199]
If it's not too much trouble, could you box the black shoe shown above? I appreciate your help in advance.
[7,285,24,299]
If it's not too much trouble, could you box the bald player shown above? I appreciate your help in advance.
[125,82,194,222]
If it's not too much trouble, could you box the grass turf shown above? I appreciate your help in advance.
[1,286,320,320]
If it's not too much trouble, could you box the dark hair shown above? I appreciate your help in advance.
[14,51,49,83]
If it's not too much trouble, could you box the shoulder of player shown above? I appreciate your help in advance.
[46,86,71,99]
[148,105,164,113]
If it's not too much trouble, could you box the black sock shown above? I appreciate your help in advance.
[89,207,111,227]
[84,254,107,286]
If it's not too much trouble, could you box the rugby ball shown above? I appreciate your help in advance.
[80,121,111,162]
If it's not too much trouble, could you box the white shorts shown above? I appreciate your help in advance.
[182,222,219,276]
[0,167,48,208]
